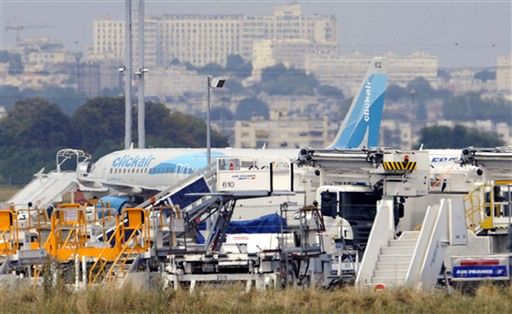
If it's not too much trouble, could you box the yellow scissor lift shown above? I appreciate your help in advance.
[44,204,88,261]
[465,180,512,235]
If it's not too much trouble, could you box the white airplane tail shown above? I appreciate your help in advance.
[328,57,388,149]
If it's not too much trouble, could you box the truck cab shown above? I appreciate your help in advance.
[317,184,383,252]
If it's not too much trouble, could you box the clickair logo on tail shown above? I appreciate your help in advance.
[327,57,387,149]
[112,155,156,168]
[363,80,372,122]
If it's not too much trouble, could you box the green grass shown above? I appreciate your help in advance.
[0,284,510,313]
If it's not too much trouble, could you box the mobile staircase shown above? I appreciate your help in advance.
[97,163,218,247]
[356,197,468,289]
[7,149,90,209]
[88,207,151,286]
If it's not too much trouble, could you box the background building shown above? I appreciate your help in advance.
[496,55,512,95]
[90,4,338,68]
[305,52,439,94]
[234,116,331,149]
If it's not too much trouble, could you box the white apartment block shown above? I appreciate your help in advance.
[26,50,74,66]
[251,40,275,78]
[91,17,125,60]
[305,52,438,95]
[91,4,337,68]
[446,69,496,94]
[158,15,243,67]
[496,54,512,95]
[234,116,331,149]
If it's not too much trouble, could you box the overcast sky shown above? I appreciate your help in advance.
[1,0,510,68]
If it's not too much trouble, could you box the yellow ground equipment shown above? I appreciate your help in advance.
[44,203,88,262]
[0,208,19,256]
[88,207,151,285]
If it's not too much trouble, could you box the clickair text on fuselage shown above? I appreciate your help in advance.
[112,155,156,168]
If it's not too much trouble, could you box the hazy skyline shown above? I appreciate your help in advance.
[1,0,511,68]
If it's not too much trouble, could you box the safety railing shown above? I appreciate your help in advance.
[89,207,151,285]
[464,181,511,234]
[103,223,143,284]
[45,204,88,261]
[88,217,123,285]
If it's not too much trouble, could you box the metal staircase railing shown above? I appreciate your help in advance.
[88,208,151,286]
[88,218,123,285]
[44,204,88,262]
[103,226,144,285]
[464,182,511,234]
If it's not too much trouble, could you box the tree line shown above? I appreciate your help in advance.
[385,77,512,123]
[0,97,228,184]
[415,125,505,149]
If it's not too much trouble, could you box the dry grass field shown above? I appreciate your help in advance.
[0,284,510,314]
[0,185,19,203]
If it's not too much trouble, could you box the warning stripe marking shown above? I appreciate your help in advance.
[383,161,417,171]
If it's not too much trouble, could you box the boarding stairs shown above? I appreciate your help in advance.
[89,208,150,286]
[97,164,217,243]
[7,171,78,209]
[138,162,238,253]
[370,231,419,285]
[102,244,144,286]
[7,149,90,210]
[356,197,468,289]
[139,162,217,212]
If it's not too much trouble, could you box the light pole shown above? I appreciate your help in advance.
[206,76,226,165]
[207,76,211,165]
[136,0,147,149]
[124,0,132,150]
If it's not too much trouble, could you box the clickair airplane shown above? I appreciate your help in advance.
[78,57,389,196]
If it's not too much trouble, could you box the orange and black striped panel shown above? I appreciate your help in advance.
[383,161,417,171]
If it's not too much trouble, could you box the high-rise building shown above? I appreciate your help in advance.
[496,55,512,95]
[90,4,338,68]
[91,16,125,60]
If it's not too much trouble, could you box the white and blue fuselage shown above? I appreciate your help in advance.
[87,148,299,190]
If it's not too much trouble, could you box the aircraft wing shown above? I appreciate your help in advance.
[78,176,161,195]
[100,181,161,195]
[77,177,109,193]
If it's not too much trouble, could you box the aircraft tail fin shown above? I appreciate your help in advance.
[328,57,388,149]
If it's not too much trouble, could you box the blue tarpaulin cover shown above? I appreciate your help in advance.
[226,213,285,234]
[195,213,286,244]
